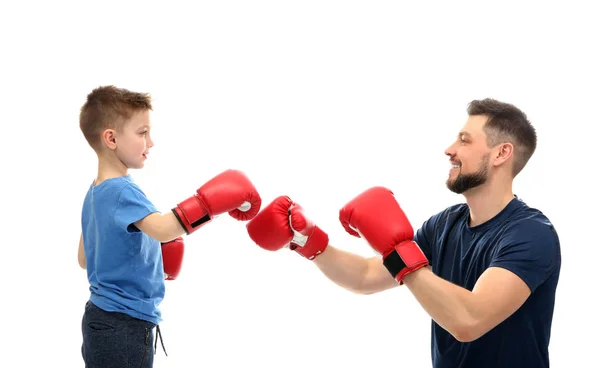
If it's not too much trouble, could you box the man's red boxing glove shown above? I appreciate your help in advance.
[162,237,185,280]
[246,196,328,260]
[288,204,329,260]
[339,186,429,284]
[172,169,262,235]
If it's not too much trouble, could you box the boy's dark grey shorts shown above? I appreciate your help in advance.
[81,300,160,368]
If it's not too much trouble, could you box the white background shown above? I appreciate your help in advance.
[1,1,597,367]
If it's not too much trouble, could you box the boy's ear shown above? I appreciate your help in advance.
[102,129,118,150]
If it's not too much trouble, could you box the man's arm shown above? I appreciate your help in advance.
[245,195,398,295]
[313,246,399,294]
[134,212,186,243]
[403,266,531,342]
[401,219,561,342]
[78,233,86,269]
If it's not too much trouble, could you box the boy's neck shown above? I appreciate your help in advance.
[95,154,129,186]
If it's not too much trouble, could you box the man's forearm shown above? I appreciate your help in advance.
[312,246,371,293]
[312,246,398,294]
[403,267,477,342]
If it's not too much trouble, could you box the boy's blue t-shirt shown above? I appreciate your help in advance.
[82,175,165,325]
[414,196,561,368]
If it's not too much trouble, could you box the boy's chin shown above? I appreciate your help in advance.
[127,162,145,170]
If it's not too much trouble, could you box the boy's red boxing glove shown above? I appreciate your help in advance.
[172,169,262,234]
[162,237,185,280]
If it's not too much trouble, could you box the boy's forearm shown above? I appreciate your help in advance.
[135,212,186,243]
[78,233,86,269]
[159,212,187,241]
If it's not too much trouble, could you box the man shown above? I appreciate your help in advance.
[246,98,561,367]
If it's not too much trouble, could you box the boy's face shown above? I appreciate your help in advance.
[113,110,154,169]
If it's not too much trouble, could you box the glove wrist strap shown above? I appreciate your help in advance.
[293,226,329,260]
[172,195,211,234]
[383,241,429,284]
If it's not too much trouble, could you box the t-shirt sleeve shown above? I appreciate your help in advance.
[413,215,438,264]
[490,219,561,293]
[114,184,160,233]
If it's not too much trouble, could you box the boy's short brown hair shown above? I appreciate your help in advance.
[80,85,153,152]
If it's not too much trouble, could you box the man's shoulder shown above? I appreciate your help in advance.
[496,199,561,257]
[508,197,556,231]
[416,202,469,236]
[430,202,469,222]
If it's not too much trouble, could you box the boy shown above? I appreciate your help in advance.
[77,85,262,367]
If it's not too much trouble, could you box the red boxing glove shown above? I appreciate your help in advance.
[246,196,328,260]
[339,186,428,284]
[172,169,262,234]
[162,237,185,280]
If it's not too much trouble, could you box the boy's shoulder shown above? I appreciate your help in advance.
[82,175,157,228]
[90,175,142,194]
[84,175,152,208]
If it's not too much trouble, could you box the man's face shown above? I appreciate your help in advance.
[444,115,492,194]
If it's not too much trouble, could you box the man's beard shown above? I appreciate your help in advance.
[446,154,490,194]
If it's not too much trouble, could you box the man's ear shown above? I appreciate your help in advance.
[493,142,513,167]
[102,129,118,150]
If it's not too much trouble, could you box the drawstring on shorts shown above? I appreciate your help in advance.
[155,325,167,356]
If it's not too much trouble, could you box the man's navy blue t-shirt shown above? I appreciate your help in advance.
[413,196,561,368]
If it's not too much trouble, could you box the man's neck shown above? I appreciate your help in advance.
[95,155,128,186]
[464,180,514,227]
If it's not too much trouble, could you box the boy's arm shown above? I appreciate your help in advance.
[78,233,86,269]
[134,169,262,242]
[134,212,186,243]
